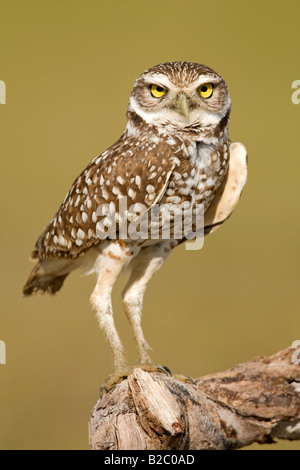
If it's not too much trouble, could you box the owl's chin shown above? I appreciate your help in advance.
[126,109,227,145]
[128,98,229,140]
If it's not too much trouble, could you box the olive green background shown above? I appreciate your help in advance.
[0,0,299,450]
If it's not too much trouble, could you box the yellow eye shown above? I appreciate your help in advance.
[150,84,167,98]
[198,83,213,99]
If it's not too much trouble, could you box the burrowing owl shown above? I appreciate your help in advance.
[24,62,247,391]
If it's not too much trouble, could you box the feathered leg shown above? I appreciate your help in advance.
[90,242,138,376]
[122,241,173,364]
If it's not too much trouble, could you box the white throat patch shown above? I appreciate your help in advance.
[129,96,230,133]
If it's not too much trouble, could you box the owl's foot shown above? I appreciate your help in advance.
[100,365,133,398]
[173,374,196,385]
[135,363,172,376]
[100,363,172,397]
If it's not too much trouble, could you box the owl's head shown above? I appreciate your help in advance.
[128,61,231,140]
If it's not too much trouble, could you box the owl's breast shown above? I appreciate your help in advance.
[164,140,229,211]
[193,141,230,210]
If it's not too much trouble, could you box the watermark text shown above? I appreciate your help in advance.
[0,80,6,104]
[291,80,300,105]
[91,198,205,251]
[0,340,6,365]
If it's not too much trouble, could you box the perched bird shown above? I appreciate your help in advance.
[23,62,247,392]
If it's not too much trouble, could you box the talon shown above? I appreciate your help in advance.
[161,365,172,376]
[99,384,116,398]
[133,363,173,376]
[174,374,196,384]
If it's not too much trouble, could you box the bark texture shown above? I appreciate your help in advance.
[89,347,300,450]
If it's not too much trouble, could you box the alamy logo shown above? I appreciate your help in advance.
[291,80,300,105]
[0,80,6,104]
[91,198,205,251]
[0,340,6,365]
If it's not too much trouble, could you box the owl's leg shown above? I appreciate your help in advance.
[122,241,175,365]
[90,242,139,390]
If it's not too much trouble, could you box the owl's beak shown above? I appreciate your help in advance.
[176,94,190,119]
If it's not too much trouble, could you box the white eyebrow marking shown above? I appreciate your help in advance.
[192,74,221,89]
[143,74,173,89]
[143,73,221,91]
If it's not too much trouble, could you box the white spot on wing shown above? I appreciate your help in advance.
[77,228,85,239]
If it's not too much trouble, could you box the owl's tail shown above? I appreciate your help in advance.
[23,256,74,296]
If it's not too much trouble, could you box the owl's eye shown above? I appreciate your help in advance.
[198,83,213,99]
[150,84,167,98]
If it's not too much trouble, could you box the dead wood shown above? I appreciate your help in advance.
[89,347,300,450]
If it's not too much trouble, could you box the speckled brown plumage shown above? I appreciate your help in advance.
[32,128,229,261]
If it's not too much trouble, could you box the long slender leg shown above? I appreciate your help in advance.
[122,241,175,364]
[90,241,139,374]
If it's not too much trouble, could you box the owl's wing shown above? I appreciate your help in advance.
[32,137,178,260]
[204,142,248,234]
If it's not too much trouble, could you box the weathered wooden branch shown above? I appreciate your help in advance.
[89,347,300,450]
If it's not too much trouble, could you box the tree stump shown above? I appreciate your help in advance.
[89,347,300,450]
